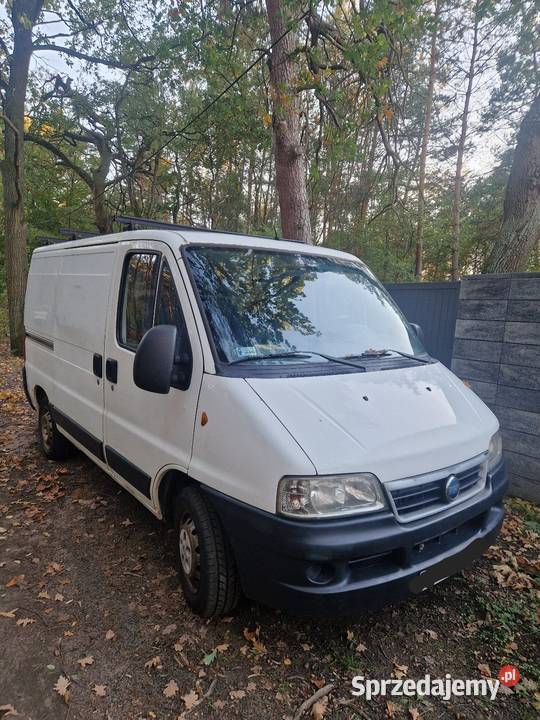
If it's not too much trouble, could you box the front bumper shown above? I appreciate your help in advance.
[202,461,508,616]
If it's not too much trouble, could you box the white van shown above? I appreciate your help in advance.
[23,219,507,617]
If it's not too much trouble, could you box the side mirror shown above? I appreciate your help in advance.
[410,322,425,344]
[133,325,177,394]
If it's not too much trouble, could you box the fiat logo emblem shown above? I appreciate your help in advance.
[444,474,460,502]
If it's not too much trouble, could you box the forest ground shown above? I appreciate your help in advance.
[0,343,538,720]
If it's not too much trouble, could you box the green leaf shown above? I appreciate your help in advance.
[202,649,217,666]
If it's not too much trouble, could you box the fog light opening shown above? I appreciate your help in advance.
[306,563,335,585]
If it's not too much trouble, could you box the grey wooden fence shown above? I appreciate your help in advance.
[451,273,540,503]
[385,281,460,368]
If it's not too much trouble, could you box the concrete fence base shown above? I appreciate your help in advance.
[451,273,540,504]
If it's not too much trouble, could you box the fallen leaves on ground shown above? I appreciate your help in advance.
[0,609,17,618]
[0,705,19,717]
[53,675,70,704]
[230,689,246,700]
[77,655,94,669]
[5,575,24,588]
[93,684,107,697]
[144,656,162,670]
[15,618,35,627]
[163,680,179,698]
[44,562,63,576]
[392,662,408,679]
[312,695,328,719]
[243,627,267,654]
[182,690,198,709]
[478,663,492,678]
[202,649,217,666]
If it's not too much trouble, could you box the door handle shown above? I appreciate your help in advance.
[106,358,118,384]
[93,353,103,378]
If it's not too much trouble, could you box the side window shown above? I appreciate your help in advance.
[118,252,160,350]
[155,259,191,357]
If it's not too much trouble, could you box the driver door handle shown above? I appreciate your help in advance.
[106,358,118,384]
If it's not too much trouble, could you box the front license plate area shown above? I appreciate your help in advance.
[409,535,492,594]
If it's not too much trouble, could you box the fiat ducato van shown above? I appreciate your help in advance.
[22,221,507,616]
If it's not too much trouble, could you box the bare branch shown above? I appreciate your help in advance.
[32,43,156,70]
[25,133,94,186]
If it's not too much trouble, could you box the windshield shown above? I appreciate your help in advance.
[185,246,425,364]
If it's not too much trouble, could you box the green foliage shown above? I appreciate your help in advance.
[1,0,536,285]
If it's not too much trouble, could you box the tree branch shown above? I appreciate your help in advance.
[25,133,94,186]
[32,43,156,70]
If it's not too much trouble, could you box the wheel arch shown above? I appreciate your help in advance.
[153,466,197,521]
[34,385,48,409]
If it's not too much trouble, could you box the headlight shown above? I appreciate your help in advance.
[277,473,387,519]
[487,430,503,472]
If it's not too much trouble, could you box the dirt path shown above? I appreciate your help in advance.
[0,344,538,720]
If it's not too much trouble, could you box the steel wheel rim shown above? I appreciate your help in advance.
[40,411,54,452]
[179,514,201,591]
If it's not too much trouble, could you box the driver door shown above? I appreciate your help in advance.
[103,240,203,509]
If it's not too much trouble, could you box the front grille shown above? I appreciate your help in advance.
[386,455,487,523]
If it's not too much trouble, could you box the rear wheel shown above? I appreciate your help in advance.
[175,486,240,617]
[38,399,74,461]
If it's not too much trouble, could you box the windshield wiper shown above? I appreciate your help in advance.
[228,350,366,371]
[346,349,431,364]
[228,352,311,365]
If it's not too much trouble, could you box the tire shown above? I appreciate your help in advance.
[38,399,74,461]
[175,486,240,617]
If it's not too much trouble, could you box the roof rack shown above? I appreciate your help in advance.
[59,228,96,241]
[36,235,63,246]
[113,214,306,244]
[114,214,207,233]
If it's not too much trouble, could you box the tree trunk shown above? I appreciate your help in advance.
[486,94,540,272]
[26,133,112,233]
[358,127,377,231]
[450,6,479,280]
[265,0,312,243]
[93,140,113,234]
[415,0,440,280]
[0,0,43,354]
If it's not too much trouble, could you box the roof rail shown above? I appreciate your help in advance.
[114,215,207,233]
[59,228,96,241]
[35,235,63,246]
[113,214,306,244]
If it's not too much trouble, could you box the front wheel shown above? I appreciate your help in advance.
[175,486,240,617]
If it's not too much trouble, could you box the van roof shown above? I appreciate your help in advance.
[33,228,361,263]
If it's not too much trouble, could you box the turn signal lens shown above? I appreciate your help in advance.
[487,430,503,472]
